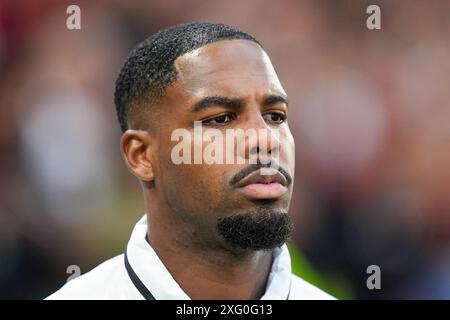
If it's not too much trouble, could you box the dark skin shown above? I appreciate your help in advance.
[121,40,295,299]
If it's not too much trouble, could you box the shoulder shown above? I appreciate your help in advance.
[289,274,337,300]
[45,254,140,300]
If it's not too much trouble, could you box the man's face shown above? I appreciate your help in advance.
[154,40,295,251]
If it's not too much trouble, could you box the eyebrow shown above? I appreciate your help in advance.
[192,96,241,112]
[264,94,289,107]
[191,94,288,112]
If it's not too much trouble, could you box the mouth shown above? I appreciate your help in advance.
[234,167,288,200]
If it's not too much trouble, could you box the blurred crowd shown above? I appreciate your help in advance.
[0,0,449,299]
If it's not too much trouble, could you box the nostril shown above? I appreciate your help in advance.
[250,146,272,154]
[250,146,259,155]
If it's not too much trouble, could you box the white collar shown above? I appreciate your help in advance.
[125,214,292,300]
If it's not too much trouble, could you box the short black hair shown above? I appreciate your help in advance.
[114,22,261,132]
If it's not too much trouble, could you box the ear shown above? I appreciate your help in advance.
[120,130,156,182]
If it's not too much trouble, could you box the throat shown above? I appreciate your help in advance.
[178,250,274,300]
[145,213,274,299]
[149,230,274,299]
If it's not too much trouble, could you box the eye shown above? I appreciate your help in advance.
[263,112,287,124]
[201,113,236,126]
[203,114,231,125]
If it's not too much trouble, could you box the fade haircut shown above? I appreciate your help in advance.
[114,22,261,132]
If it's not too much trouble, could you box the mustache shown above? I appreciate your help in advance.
[229,160,293,187]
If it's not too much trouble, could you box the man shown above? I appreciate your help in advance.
[47,22,334,300]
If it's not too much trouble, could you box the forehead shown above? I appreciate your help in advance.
[171,39,285,100]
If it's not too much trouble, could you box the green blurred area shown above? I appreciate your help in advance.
[287,241,354,300]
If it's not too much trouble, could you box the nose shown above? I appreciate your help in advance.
[239,115,280,164]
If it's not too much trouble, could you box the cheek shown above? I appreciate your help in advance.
[279,127,296,171]
[159,151,229,213]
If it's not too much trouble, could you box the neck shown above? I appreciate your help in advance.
[146,212,273,300]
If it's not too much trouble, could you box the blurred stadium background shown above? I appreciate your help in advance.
[0,0,449,299]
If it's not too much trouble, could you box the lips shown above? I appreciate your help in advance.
[234,167,288,200]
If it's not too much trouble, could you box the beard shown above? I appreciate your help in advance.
[216,208,293,251]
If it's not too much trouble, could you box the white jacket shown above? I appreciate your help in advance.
[47,215,335,300]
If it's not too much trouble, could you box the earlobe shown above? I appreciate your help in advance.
[120,130,155,182]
